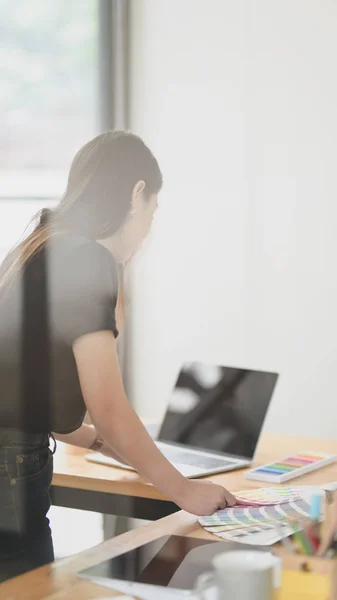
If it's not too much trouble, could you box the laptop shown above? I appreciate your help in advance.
[86,362,279,478]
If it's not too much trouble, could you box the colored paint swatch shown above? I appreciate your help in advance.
[213,521,295,546]
[198,495,311,528]
[198,488,314,545]
[235,486,302,505]
[245,451,337,483]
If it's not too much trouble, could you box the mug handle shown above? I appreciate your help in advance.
[194,571,215,599]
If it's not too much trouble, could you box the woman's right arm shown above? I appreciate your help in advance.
[73,330,236,516]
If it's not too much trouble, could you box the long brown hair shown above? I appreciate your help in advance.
[0,131,163,322]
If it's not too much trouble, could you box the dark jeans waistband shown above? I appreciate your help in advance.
[0,428,49,447]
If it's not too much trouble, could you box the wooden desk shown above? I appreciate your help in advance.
[0,511,200,599]
[51,442,178,520]
[51,433,337,520]
[3,434,337,599]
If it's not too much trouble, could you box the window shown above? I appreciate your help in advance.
[0,0,99,198]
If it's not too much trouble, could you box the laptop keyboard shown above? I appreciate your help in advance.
[158,447,236,470]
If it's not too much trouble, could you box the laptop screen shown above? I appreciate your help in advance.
[158,363,278,460]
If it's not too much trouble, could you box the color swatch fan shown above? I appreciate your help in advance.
[198,487,317,546]
[235,486,303,506]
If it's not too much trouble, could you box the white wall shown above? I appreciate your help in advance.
[129,0,337,438]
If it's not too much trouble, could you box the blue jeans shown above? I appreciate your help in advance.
[0,428,54,582]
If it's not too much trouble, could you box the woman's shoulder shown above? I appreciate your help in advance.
[48,235,119,343]
[52,233,109,258]
[50,234,118,291]
[51,234,115,266]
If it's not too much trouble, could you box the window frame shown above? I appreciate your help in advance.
[0,0,129,202]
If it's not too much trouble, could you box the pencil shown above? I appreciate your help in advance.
[291,522,313,556]
[306,524,320,553]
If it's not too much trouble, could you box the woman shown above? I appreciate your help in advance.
[0,131,235,581]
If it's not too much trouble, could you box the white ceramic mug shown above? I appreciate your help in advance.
[194,550,281,600]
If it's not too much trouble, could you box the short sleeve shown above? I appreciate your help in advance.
[54,241,119,345]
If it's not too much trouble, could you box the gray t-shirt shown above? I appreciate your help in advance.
[0,234,118,434]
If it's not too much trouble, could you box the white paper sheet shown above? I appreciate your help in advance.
[87,578,192,599]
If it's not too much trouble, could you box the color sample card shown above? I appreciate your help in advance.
[198,485,329,546]
[235,486,302,505]
[198,497,311,528]
[198,494,312,545]
[213,521,295,546]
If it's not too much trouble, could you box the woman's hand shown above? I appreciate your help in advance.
[173,479,236,515]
